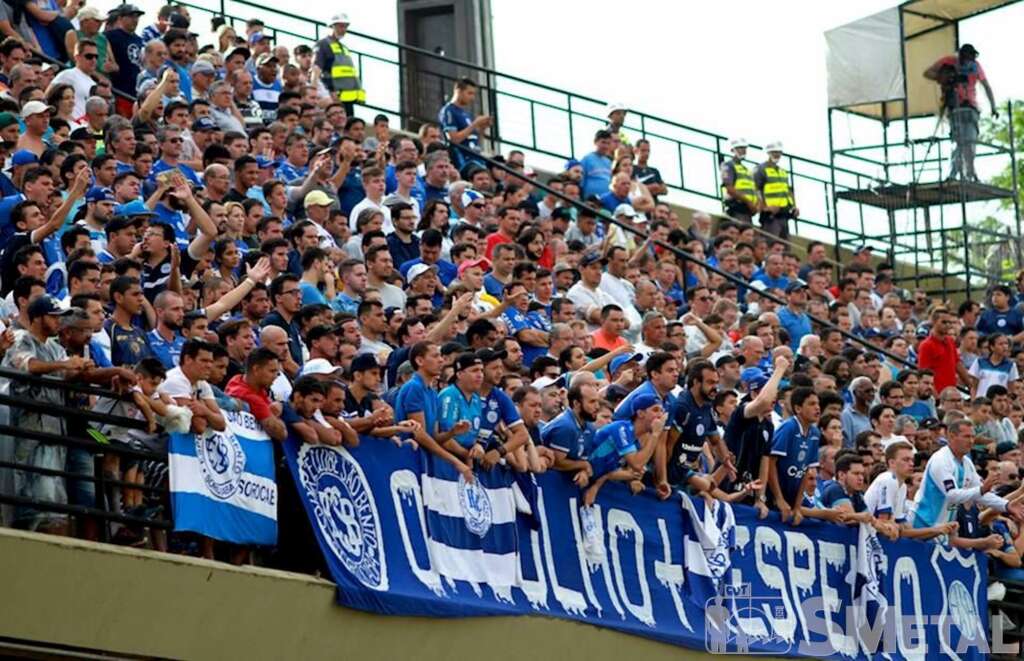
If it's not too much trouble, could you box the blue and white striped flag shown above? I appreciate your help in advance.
[420,454,519,587]
[680,496,736,607]
[169,410,277,545]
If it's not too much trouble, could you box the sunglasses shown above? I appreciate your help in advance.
[81,53,99,60]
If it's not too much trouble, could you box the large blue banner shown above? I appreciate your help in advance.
[283,437,992,659]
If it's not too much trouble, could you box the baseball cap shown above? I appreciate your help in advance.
[715,354,739,369]
[86,187,116,203]
[76,5,103,21]
[785,280,807,294]
[255,155,277,169]
[113,3,145,16]
[453,353,482,373]
[996,440,1017,456]
[919,417,942,431]
[300,358,344,377]
[406,263,437,283]
[304,190,332,208]
[853,245,873,255]
[305,324,337,344]
[28,295,74,320]
[329,12,351,25]
[609,352,643,375]
[192,116,217,132]
[191,59,216,76]
[168,12,190,28]
[740,367,771,391]
[564,158,582,171]
[114,200,157,218]
[476,348,507,364]
[461,189,484,208]
[0,111,17,130]
[457,257,490,278]
[11,150,39,167]
[255,53,278,67]
[349,353,381,374]
[959,43,979,56]
[627,393,659,418]
[60,307,92,329]
[20,101,51,119]
[227,46,251,61]
[553,262,579,277]
[105,215,139,234]
[249,31,268,44]
[580,252,603,267]
[613,203,636,218]
[531,375,566,390]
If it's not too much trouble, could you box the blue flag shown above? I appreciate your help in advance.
[168,410,277,545]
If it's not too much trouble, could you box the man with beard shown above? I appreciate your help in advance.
[77,187,116,252]
[148,290,185,369]
[657,359,732,498]
[162,29,192,101]
[476,347,531,471]
[541,380,600,487]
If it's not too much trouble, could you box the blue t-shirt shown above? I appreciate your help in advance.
[276,161,308,184]
[771,417,821,506]
[299,281,329,307]
[670,389,717,466]
[977,307,1024,336]
[540,408,594,461]
[580,152,612,199]
[483,273,505,299]
[147,329,184,370]
[901,400,934,421]
[599,191,629,214]
[438,102,480,170]
[778,306,813,350]
[337,168,364,217]
[589,420,639,478]
[438,384,483,448]
[751,273,790,292]
[502,308,549,368]
[478,387,522,447]
[394,372,440,436]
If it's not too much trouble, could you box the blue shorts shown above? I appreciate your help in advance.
[66,446,96,508]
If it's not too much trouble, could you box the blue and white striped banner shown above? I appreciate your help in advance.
[169,410,277,545]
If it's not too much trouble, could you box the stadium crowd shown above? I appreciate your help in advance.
[0,3,1021,591]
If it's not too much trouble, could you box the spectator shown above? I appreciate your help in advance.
[580,130,613,200]
[49,38,99,119]
[769,386,821,524]
[440,78,489,171]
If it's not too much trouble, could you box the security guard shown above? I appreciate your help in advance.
[754,141,799,239]
[720,137,758,223]
[315,12,365,114]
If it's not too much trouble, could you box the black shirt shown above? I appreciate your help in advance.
[722,397,773,495]
[105,28,143,96]
[0,232,31,296]
[343,387,378,417]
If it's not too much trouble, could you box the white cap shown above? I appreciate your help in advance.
[729,137,748,150]
[613,203,637,218]
[765,141,784,153]
[329,12,350,25]
[531,375,566,390]
[77,5,103,21]
[605,102,627,116]
[20,101,51,119]
[406,263,437,283]
[301,358,344,376]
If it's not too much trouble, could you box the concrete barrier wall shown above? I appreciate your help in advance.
[0,528,785,661]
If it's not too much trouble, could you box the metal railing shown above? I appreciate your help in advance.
[0,367,171,540]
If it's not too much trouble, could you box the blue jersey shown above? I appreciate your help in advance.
[478,387,522,447]
[589,420,639,478]
[147,329,184,370]
[580,152,612,199]
[438,102,479,169]
[751,273,790,292]
[778,306,813,350]
[502,308,549,368]
[670,389,717,467]
[150,159,202,189]
[438,384,483,448]
[251,77,282,120]
[614,380,676,422]
[276,161,308,184]
[771,417,820,505]
[394,373,440,436]
[540,408,593,461]
[977,307,1024,336]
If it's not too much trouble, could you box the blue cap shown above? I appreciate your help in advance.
[255,155,276,169]
[785,280,807,294]
[86,186,116,203]
[628,393,660,418]
[28,294,73,319]
[249,31,266,44]
[460,188,483,208]
[192,116,217,132]
[564,158,582,171]
[609,352,643,375]
[11,149,39,167]
[114,199,156,217]
[740,367,770,391]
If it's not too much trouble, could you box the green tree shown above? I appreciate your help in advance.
[980,99,1024,212]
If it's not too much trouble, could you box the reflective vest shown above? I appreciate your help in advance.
[759,162,794,208]
[328,40,365,103]
[724,159,758,206]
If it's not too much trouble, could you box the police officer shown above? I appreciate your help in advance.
[720,137,758,223]
[754,141,799,239]
[315,12,365,114]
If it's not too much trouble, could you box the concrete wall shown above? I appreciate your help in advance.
[0,528,785,661]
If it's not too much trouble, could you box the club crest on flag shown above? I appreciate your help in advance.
[458,473,493,537]
[948,580,978,641]
[298,444,388,591]
[196,430,244,499]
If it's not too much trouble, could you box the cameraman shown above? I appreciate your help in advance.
[924,43,997,182]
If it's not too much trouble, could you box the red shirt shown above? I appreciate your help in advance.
[917,334,959,394]
[932,55,986,108]
[484,232,513,260]
[225,374,273,421]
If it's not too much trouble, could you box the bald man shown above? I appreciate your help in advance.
[260,325,299,400]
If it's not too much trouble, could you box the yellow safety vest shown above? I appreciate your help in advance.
[759,162,794,208]
[724,159,758,206]
[328,40,366,103]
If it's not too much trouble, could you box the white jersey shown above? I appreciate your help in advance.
[911,445,1006,529]
[863,470,909,524]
